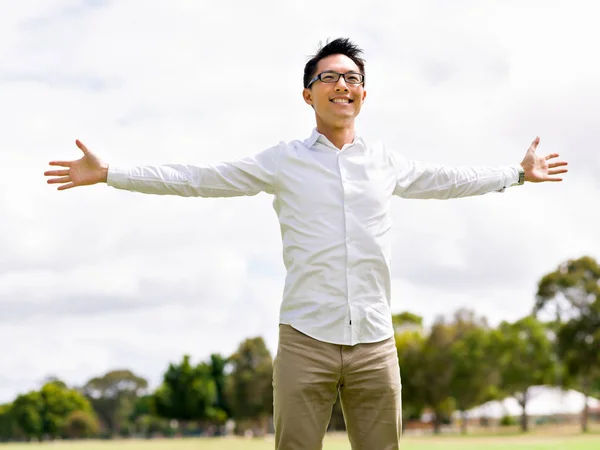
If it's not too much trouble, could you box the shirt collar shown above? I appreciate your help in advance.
[305,128,365,152]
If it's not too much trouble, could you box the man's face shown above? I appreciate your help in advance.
[303,54,367,128]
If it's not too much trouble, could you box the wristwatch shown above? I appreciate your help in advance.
[517,167,525,185]
[514,167,525,186]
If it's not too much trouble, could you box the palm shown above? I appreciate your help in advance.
[69,153,104,186]
[44,140,108,190]
[520,137,568,183]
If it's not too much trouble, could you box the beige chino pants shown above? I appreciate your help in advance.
[273,324,402,450]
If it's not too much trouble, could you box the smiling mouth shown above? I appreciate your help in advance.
[330,98,353,104]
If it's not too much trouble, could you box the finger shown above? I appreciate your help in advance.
[544,153,560,160]
[548,168,569,175]
[548,161,568,168]
[76,139,90,155]
[47,176,71,184]
[48,160,72,168]
[530,136,540,151]
[57,182,75,191]
[44,169,69,177]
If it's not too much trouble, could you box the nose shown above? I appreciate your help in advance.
[334,76,349,92]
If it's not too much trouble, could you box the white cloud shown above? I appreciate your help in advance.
[1,0,599,402]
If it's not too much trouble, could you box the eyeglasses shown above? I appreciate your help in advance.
[307,71,365,88]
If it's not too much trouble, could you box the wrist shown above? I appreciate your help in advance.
[100,165,109,183]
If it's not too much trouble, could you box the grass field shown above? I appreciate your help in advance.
[2,434,600,450]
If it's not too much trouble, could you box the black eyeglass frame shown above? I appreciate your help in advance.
[306,71,365,88]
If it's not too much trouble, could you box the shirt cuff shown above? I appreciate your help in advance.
[506,165,521,187]
[106,166,130,190]
[496,166,521,193]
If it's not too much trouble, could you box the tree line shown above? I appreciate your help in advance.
[0,255,598,442]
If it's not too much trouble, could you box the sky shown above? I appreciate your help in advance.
[1,0,599,403]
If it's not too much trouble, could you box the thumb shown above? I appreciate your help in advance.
[529,136,540,152]
[76,139,90,155]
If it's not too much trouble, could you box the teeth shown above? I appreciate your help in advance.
[332,99,350,103]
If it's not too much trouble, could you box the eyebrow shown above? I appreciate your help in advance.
[320,69,362,74]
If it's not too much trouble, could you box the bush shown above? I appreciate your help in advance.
[63,410,99,439]
[499,415,517,427]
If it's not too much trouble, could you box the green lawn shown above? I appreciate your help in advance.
[2,434,600,450]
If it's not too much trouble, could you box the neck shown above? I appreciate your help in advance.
[315,119,355,150]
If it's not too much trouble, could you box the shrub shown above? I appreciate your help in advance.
[63,410,99,439]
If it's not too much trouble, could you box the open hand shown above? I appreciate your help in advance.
[44,140,108,190]
[520,137,568,183]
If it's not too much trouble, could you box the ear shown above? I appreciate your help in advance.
[361,89,367,103]
[302,88,313,106]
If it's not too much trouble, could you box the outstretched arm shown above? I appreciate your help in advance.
[44,140,281,197]
[392,137,568,199]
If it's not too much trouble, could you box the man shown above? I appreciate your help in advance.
[45,38,568,449]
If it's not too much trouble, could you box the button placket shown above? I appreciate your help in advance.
[338,153,354,329]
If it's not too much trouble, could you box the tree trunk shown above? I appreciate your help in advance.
[519,389,529,433]
[460,411,468,435]
[433,414,441,434]
[581,378,590,433]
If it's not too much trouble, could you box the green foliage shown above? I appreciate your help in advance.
[535,256,600,432]
[129,395,156,423]
[492,316,556,432]
[10,382,95,441]
[404,317,456,433]
[209,353,232,420]
[62,410,100,439]
[396,328,426,422]
[226,337,273,429]
[448,313,499,434]
[154,355,220,423]
[40,382,94,439]
[11,391,43,440]
[0,403,16,442]
[82,369,148,436]
[499,415,517,426]
[134,414,173,438]
[392,311,423,327]
[535,256,600,321]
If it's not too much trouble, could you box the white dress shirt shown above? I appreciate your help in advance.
[107,128,520,346]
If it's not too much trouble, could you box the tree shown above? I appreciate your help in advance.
[534,256,600,432]
[0,403,16,442]
[395,327,426,425]
[41,377,68,390]
[492,316,556,432]
[419,319,457,433]
[226,337,273,435]
[209,353,232,420]
[398,310,492,434]
[556,310,600,432]
[11,382,95,441]
[154,355,220,425]
[448,313,499,434]
[392,311,423,329]
[82,369,148,436]
[535,256,600,322]
[39,381,94,439]
[11,392,43,441]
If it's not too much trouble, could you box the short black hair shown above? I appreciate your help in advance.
[303,38,366,89]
